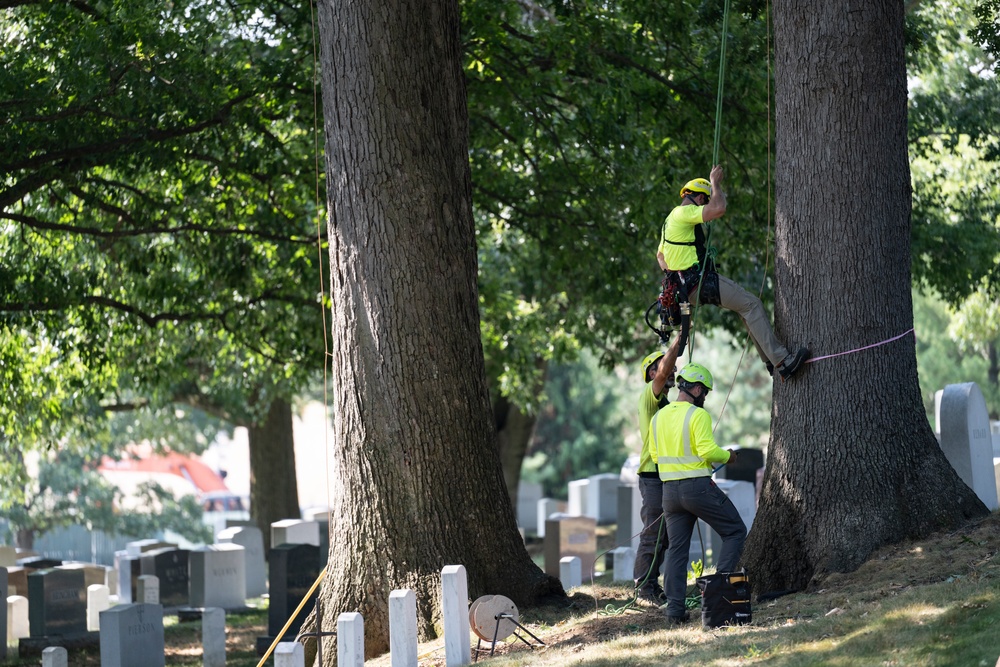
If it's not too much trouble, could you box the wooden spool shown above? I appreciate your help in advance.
[469,594,518,642]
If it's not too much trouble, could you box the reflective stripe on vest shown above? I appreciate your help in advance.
[654,404,712,481]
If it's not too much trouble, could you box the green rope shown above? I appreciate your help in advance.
[711,0,732,166]
[689,0,731,362]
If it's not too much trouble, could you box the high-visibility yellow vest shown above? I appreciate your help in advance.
[651,402,730,481]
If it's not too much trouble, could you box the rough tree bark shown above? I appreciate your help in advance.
[248,398,300,553]
[743,0,989,593]
[311,0,563,659]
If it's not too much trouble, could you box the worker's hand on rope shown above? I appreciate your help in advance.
[726,448,739,465]
[710,164,724,188]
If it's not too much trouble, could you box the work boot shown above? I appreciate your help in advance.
[777,347,810,380]
[663,610,691,626]
[636,585,666,606]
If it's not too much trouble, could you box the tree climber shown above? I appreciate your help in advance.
[656,165,809,379]
[633,335,682,604]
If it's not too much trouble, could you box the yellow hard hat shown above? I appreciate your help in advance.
[641,351,664,382]
[680,178,712,198]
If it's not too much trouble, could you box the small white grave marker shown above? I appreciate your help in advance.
[88,584,111,632]
[389,589,418,667]
[441,565,470,667]
[610,547,635,582]
[338,612,364,667]
[560,556,582,589]
[8,595,29,639]
[274,641,305,667]
[202,607,226,667]
[137,575,160,605]
[42,646,68,667]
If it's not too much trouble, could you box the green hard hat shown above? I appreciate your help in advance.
[678,362,714,391]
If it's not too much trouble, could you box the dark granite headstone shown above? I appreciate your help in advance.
[18,557,63,571]
[140,548,189,607]
[255,543,320,656]
[716,447,765,484]
[27,568,87,637]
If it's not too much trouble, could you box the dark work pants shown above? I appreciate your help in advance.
[633,475,668,591]
[661,476,747,617]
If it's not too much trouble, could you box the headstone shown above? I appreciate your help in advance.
[610,547,635,582]
[7,565,28,597]
[15,549,38,561]
[614,483,643,552]
[338,612,364,667]
[619,453,640,485]
[440,565,470,667]
[140,548,189,607]
[189,544,246,610]
[939,382,999,510]
[18,557,63,571]
[0,546,16,567]
[716,447,765,485]
[559,556,582,589]
[114,551,139,604]
[217,526,267,598]
[57,563,111,591]
[543,515,596,579]
[202,607,226,667]
[299,510,330,565]
[270,520,320,548]
[27,568,87,637]
[87,584,110,632]
[535,498,561,539]
[8,595,29,639]
[136,576,159,605]
[706,480,757,566]
[256,543,320,655]
[587,473,620,524]
[0,574,6,660]
[389,589,417,667]
[274,641,304,667]
[99,603,165,667]
[567,479,590,516]
[516,481,543,534]
[42,646,68,667]
[125,540,177,559]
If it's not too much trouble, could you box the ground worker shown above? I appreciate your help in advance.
[633,335,682,604]
[651,362,747,624]
[656,165,809,379]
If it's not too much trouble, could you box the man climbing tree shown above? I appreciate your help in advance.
[743,0,989,592]
[312,0,561,658]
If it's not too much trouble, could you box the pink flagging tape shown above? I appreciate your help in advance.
[805,328,915,364]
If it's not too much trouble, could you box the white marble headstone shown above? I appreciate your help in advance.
[87,584,110,632]
[388,589,417,667]
[587,473,621,524]
[189,544,247,610]
[939,382,999,510]
[217,526,267,598]
[441,565,470,667]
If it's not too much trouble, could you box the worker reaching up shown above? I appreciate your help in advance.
[656,165,809,380]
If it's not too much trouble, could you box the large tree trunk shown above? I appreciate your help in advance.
[248,397,300,552]
[313,0,563,659]
[743,0,989,594]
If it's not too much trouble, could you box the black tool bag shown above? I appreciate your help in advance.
[696,571,752,629]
